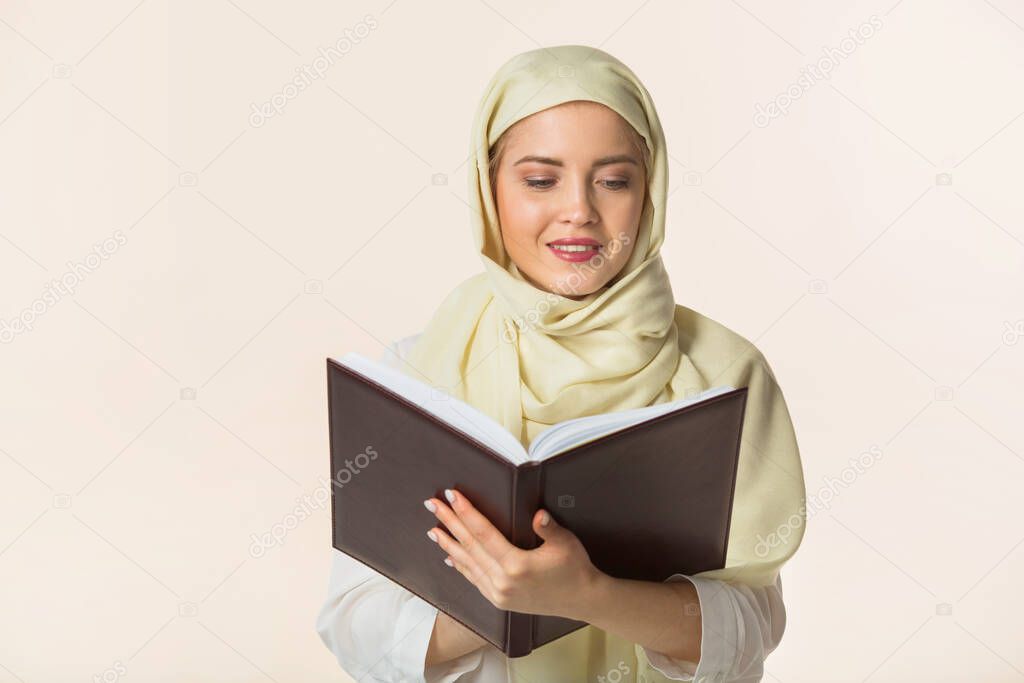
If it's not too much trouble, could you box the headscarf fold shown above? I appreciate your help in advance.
[399,44,806,678]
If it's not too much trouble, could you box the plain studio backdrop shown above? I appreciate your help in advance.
[1,1,1022,682]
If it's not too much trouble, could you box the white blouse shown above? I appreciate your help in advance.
[316,334,788,682]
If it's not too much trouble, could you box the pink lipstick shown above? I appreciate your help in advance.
[546,237,603,263]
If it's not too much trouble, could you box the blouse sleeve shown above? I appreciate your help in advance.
[640,572,786,682]
[314,336,484,682]
[315,549,484,682]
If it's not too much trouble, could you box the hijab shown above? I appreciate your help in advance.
[399,44,806,678]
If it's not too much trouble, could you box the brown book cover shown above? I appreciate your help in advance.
[326,354,748,658]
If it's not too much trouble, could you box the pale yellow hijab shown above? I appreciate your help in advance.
[401,45,806,679]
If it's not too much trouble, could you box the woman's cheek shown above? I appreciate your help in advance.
[509,204,548,236]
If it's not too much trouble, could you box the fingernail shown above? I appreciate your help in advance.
[423,500,437,513]
[427,530,437,543]
[541,511,550,526]
[444,489,456,504]
[444,557,454,567]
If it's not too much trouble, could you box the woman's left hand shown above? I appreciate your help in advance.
[424,488,603,620]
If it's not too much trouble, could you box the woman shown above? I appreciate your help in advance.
[317,44,805,682]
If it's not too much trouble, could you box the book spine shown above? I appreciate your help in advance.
[505,461,544,657]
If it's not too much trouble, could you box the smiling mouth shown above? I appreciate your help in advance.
[546,242,604,262]
[547,243,601,253]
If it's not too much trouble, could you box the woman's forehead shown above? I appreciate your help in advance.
[503,104,639,156]
[512,100,627,131]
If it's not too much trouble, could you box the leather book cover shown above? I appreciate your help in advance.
[326,357,748,658]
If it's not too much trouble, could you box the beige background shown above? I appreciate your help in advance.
[2,1,1023,681]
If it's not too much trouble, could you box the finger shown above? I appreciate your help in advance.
[533,508,566,541]
[428,525,481,584]
[426,491,506,576]
[442,488,520,568]
[446,554,476,586]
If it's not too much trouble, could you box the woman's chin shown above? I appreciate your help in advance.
[516,261,611,298]
[550,276,609,299]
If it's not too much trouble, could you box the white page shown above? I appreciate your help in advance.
[333,352,736,466]
[333,352,529,464]
[527,385,736,461]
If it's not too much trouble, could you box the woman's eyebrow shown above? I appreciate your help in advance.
[513,154,638,168]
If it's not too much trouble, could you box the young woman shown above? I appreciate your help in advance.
[317,44,806,683]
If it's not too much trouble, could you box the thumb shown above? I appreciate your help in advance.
[533,509,563,540]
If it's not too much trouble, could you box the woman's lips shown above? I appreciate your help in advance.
[547,243,602,262]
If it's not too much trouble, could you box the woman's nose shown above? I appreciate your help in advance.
[560,180,598,226]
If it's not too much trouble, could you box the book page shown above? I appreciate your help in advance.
[527,385,736,462]
[332,352,531,465]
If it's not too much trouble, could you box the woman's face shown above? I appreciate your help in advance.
[493,101,646,300]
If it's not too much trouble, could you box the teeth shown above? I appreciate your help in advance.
[550,244,598,252]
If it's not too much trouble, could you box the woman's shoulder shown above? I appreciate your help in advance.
[392,332,422,360]
[378,332,423,369]
[673,303,776,381]
[380,311,779,384]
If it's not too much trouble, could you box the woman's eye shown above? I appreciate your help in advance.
[522,178,629,190]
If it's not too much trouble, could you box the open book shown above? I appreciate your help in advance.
[337,351,737,465]
[326,352,749,657]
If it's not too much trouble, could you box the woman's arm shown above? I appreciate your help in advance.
[576,571,788,681]
[315,549,486,682]
[315,549,436,681]
[573,571,702,662]
[424,611,489,667]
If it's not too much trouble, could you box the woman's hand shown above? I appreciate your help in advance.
[423,487,603,621]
